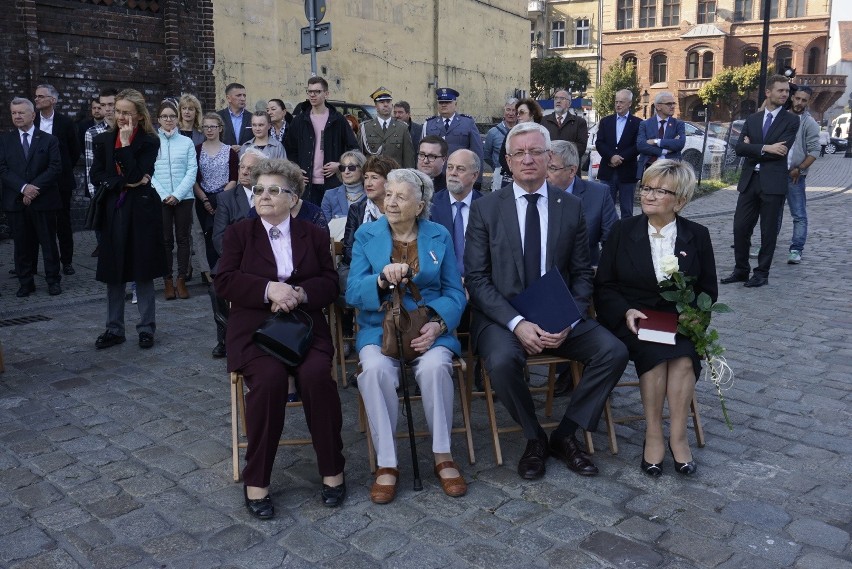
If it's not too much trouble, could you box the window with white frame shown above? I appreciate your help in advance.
[551,20,566,48]
[575,18,590,46]
[639,0,656,28]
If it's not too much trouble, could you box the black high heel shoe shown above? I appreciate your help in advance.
[640,441,663,477]
[669,442,697,476]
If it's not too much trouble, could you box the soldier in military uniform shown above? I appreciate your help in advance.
[359,87,415,168]
[422,88,484,187]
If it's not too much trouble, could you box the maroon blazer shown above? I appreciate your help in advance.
[215,216,339,372]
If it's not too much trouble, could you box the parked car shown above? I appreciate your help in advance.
[825,137,849,154]
[681,122,727,173]
[329,100,376,123]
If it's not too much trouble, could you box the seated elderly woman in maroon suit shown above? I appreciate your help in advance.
[215,158,346,519]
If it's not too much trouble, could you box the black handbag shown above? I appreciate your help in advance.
[84,180,112,231]
[252,309,314,366]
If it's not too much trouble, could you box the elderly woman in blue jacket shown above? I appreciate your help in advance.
[347,168,467,505]
[152,99,198,300]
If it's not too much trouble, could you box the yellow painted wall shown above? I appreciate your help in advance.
[212,0,530,123]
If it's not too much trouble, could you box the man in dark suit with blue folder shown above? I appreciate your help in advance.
[465,122,628,480]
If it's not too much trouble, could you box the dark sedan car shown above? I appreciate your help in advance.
[825,137,848,154]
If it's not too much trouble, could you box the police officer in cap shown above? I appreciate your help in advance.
[422,88,484,187]
[359,87,415,168]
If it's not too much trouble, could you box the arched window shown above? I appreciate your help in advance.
[623,55,638,75]
[652,53,668,84]
[702,52,714,78]
[743,48,760,65]
[807,47,820,74]
[775,47,793,74]
[687,52,700,79]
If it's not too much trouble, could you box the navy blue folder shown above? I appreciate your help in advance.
[509,268,583,333]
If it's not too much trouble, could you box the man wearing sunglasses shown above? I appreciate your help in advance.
[636,92,685,178]
[359,87,415,168]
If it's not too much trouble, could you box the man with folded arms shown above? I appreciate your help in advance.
[465,122,628,480]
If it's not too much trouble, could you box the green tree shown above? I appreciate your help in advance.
[530,57,591,99]
[699,61,764,120]
[594,61,640,118]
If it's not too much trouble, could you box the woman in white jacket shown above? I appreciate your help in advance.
[152,100,198,300]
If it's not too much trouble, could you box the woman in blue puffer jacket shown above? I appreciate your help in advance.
[152,99,198,300]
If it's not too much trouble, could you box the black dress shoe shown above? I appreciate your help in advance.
[211,342,226,358]
[743,275,768,288]
[95,331,126,349]
[138,332,154,349]
[553,368,575,398]
[669,443,697,476]
[63,265,75,275]
[9,268,18,277]
[720,272,748,284]
[244,486,274,519]
[640,441,663,477]
[549,432,599,476]
[48,283,62,296]
[321,477,347,508]
[16,284,35,297]
[517,436,549,480]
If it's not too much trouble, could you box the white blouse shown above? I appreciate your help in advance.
[649,219,677,282]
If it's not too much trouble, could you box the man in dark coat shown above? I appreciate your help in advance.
[34,84,82,275]
[284,76,358,205]
[0,97,62,297]
[595,89,642,218]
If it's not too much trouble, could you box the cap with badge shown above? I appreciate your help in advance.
[435,88,459,102]
[370,87,393,102]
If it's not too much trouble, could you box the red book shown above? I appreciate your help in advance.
[637,309,678,345]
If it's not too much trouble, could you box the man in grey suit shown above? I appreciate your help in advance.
[217,83,252,152]
[393,101,422,151]
[465,122,628,480]
[208,149,264,358]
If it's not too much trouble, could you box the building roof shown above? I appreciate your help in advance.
[681,24,727,39]
[839,21,852,61]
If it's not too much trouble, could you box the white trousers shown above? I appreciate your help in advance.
[358,344,455,468]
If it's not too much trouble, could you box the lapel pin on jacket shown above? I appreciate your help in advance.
[429,250,438,264]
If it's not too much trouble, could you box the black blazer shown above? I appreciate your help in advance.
[595,113,642,183]
[340,199,369,266]
[217,108,253,147]
[0,129,62,212]
[35,112,81,190]
[735,108,799,195]
[594,214,718,336]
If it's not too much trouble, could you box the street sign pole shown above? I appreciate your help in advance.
[307,0,317,76]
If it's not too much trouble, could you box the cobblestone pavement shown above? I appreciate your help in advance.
[1,156,850,568]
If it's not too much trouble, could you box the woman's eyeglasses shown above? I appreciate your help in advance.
[159,114,177,120]
[251,185,295,197]
[338,164,360,172]
[638,186,677,198]
[202,125,221,130]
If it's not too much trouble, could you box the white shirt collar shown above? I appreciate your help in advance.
[449,190,473,208]
[19,125,36,138]
[648,218,677,238]
[40,111,54,122]
[512,181,548,201]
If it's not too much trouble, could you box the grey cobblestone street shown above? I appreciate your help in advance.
[0,156,850,568]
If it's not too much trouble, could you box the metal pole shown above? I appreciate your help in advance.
[308,0,317,77]
[757,0,771,106]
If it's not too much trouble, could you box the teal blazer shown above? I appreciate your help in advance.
[346,217,466,356]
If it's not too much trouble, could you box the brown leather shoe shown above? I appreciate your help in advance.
[164,277,176,300]
[370,467,399,504]
[176,276,190,299]
[434,461,467,497]
[549,432,599,476]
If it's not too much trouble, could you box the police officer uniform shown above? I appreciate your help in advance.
[359,87,415,168]
[422,88,484,185]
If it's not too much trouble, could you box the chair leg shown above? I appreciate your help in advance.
[329,308,339,386]
[568,361,595,455]
[359,394,377,473]
[691,393,706,448]
[455,365,476,465]
[482,368,504,466]
[334,305,348,388]
[544,364,556,418]
[230,372,242,482]
[604,397,618,454]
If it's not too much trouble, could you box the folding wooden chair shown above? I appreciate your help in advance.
[358,358,476,473]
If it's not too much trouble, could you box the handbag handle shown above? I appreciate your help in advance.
[275,308,313,328]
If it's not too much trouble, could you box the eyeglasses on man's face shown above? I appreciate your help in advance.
[306,89,325,96]
[417,152,444,162]
[251,185,295,197]
[507,148,549,161]
[638,185,677,198]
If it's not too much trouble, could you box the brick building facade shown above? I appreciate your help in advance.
[0,0,216,227]
[600,0,845,122]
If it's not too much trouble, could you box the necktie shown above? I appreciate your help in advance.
[444,118,451,132]
[523,194,541,288]
[382,121,387,133]
[762,112,773,139]
[658,120,666,138]
[22,132,30,159]
[452,201,465,276]
[269,226,281,240]
[557,114,563,127]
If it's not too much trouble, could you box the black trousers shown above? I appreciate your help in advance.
[477,321,628,439]
[10,208,61,287]
[194,192,221,270]
[732,174,786,278]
